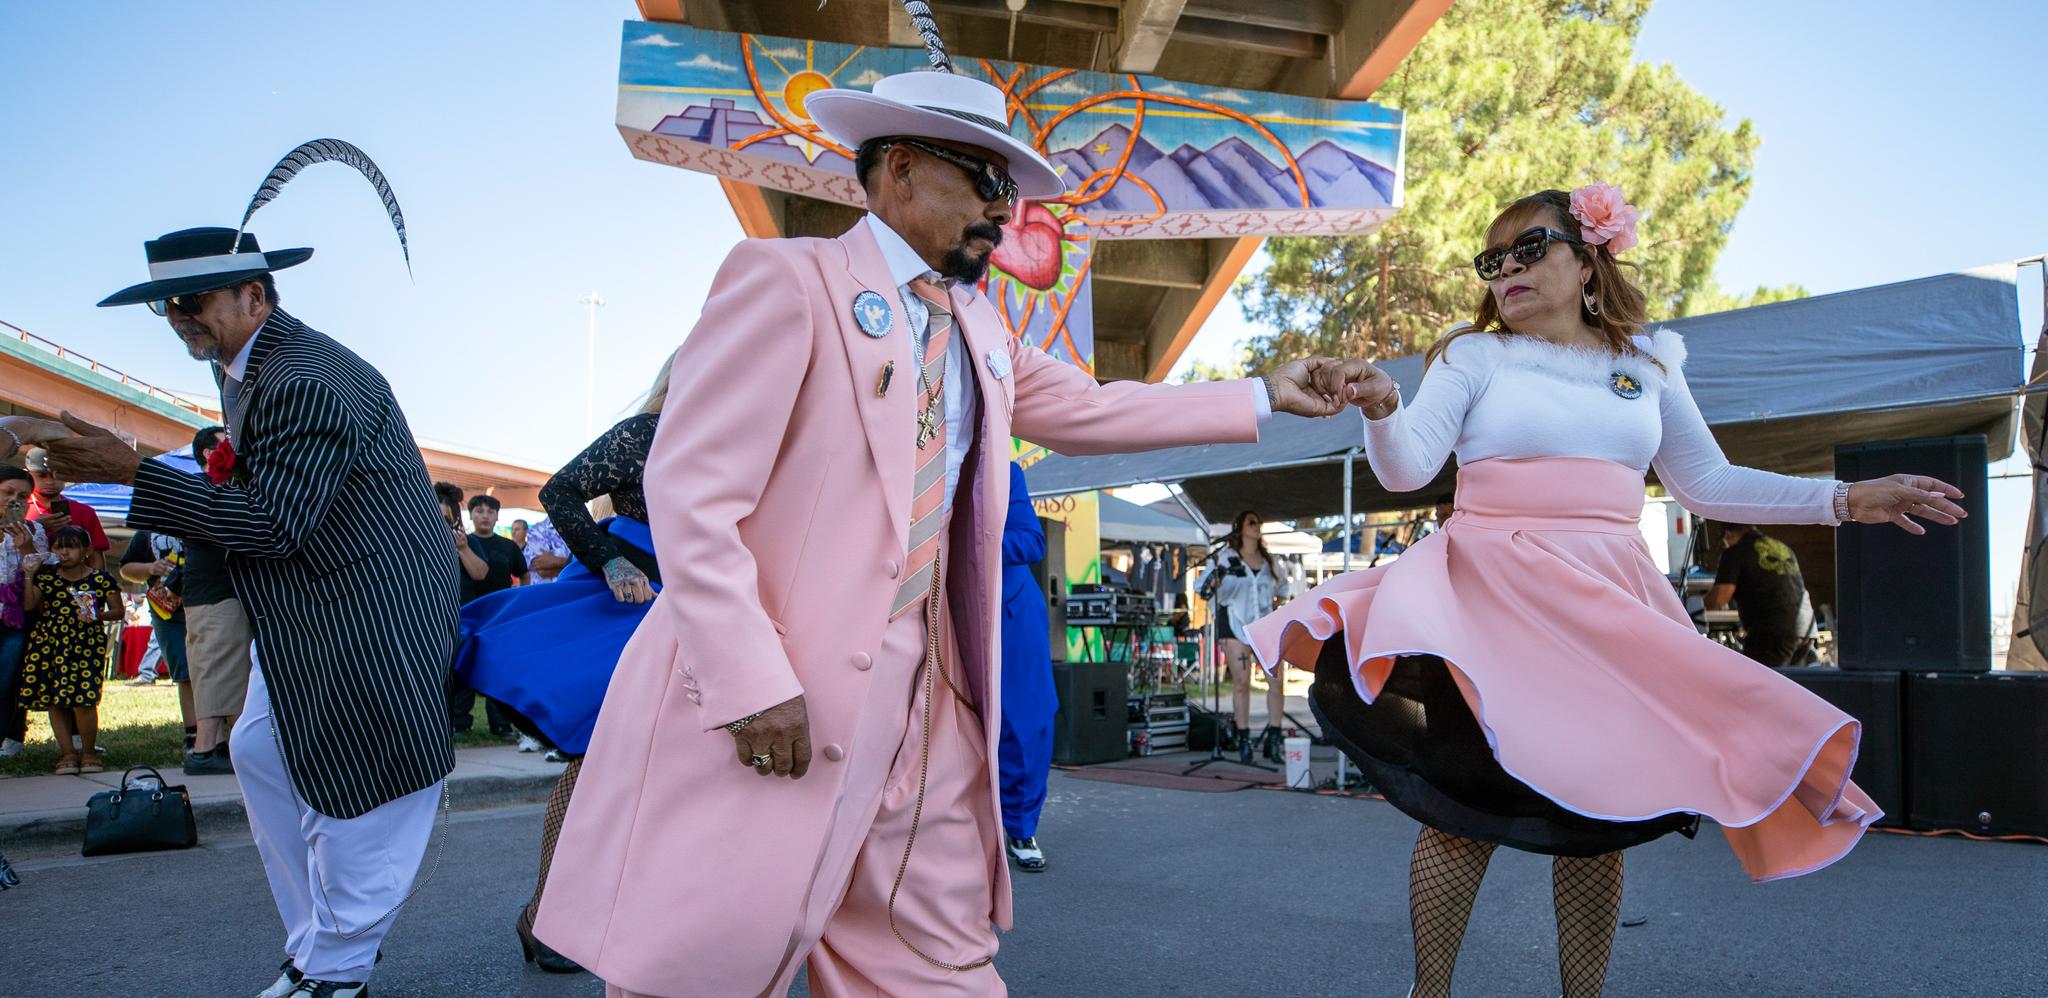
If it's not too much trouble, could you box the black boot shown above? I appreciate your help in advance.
[516,904,586,974]
[1261,725,1284,764]
[1236,723,1254,765]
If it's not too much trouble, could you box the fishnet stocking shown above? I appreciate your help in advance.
[528,756,583,915]
[1408,826,1497,998]
[1552,851,1623,998]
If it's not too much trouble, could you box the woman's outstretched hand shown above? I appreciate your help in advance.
[1847,474,1967,534]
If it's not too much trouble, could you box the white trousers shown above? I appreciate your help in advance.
[234,649,442,981]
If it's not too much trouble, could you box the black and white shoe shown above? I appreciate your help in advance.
[1006,836,1047,872]
[256,959,302,998]
[285,979,368,997]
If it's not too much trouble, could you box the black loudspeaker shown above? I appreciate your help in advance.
[1052,661,1130,765]
[1904,671,2048,836]
[1186,704,1225,752]
[1774,668,1903,827]
[1834,435,1990,672]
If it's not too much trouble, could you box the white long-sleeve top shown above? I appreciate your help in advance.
[1195,544,1290,642]
[1364,327,1841,524]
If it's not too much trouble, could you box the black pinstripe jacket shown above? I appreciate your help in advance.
[128,309,459,818]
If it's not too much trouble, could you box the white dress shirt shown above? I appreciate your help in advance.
[224,323,261,381]
[861,214,1271,513]
[865,214,979,512]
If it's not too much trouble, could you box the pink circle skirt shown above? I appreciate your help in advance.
[1247,457,1879,881]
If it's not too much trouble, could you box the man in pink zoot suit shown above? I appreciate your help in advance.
[535,69,1368,997]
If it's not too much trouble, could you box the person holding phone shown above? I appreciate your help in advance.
[21,449,110,571]
[0,465,52,759]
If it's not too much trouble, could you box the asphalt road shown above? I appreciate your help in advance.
[4,773,2042,997]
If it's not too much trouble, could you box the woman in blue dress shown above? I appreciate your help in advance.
[453,359,670,975]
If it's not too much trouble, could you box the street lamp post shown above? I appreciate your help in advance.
[578,292,605,437]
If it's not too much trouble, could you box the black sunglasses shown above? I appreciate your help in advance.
[889,138,1020,207]
[146,287,233,317]
[1473,226,1581,281]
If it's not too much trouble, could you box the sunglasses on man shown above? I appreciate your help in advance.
[1473,226,1583,282]
[887,138,1020,208]
[146,287,231,318]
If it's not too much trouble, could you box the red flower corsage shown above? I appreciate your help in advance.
[206,437,251,486]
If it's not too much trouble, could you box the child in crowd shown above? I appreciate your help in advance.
[19,525,123,774]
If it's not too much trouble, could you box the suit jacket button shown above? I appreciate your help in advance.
[852,652,872,671]
[823,744,846,762]
[885,560,900,579]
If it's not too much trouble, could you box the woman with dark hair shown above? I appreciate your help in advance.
[451,352,674,975]
[1253,184,1964,997]
[1196,509,1290,763]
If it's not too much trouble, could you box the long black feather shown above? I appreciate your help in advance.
[235,138,411,275]
[814,1,953,74]
[899,1,953,73]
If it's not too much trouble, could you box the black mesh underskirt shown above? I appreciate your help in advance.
[1310,633,1698,857]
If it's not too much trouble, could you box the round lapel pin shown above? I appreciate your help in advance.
[852,291,893,338]
[1609,372,1643,399]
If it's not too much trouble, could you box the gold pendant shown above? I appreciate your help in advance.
[915,406,939,449]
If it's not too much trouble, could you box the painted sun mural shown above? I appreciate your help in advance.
[617,21,1405,373]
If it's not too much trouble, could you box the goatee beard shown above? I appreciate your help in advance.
[940,222,1005,285]
[940,247,990,285]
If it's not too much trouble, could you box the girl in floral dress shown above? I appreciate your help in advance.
[19,526,124,775]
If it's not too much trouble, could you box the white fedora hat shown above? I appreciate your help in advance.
[807,71,1067,200]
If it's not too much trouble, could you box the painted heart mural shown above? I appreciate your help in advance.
[993,202,1068,292]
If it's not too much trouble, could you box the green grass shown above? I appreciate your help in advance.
[0,682,187,778]
[1,685,511,779]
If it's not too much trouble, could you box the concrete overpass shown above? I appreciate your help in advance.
[631,0,1447,381]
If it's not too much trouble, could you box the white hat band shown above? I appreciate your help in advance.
[148,251,271,281]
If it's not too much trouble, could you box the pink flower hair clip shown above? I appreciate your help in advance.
[1569,183,1639,254]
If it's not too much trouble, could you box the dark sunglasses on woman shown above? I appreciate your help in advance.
[888,138,1020,208]
[1473,226,1582,281]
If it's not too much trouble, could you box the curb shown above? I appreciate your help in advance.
[0,769,559,861]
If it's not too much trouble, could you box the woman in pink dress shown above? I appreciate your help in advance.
[1250,184,1966,998]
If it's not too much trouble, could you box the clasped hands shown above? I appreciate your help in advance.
[1263,357,1400,419]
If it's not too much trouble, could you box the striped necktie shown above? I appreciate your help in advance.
[890,275,954,620]
[221,370,247,443]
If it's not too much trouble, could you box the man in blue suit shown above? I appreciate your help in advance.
[1000,461,1057,871]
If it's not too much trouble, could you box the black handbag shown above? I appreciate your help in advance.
[81,766,198,856]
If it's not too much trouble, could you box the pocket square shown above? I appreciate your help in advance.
[986,349,1012,380]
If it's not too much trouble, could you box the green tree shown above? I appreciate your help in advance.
[1235,0,1800,372]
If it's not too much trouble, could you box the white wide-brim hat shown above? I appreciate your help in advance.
[807,71,1067,200]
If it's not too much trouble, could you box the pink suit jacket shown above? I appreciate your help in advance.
[536,220,1259,995]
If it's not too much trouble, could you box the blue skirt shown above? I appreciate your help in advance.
[451,518,657,755]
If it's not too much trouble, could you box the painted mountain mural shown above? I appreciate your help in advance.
[1048,124,1396,214]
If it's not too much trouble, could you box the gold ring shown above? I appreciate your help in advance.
[749,753,773,768]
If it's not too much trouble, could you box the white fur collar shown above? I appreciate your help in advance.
[1487,328,1685,392]
[1643,327,1686,370]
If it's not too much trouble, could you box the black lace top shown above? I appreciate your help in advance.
[538,412,660,581]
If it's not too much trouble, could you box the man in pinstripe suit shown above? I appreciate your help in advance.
[43,227,458,998]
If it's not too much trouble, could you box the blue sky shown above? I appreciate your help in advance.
[3,2,2044,626]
